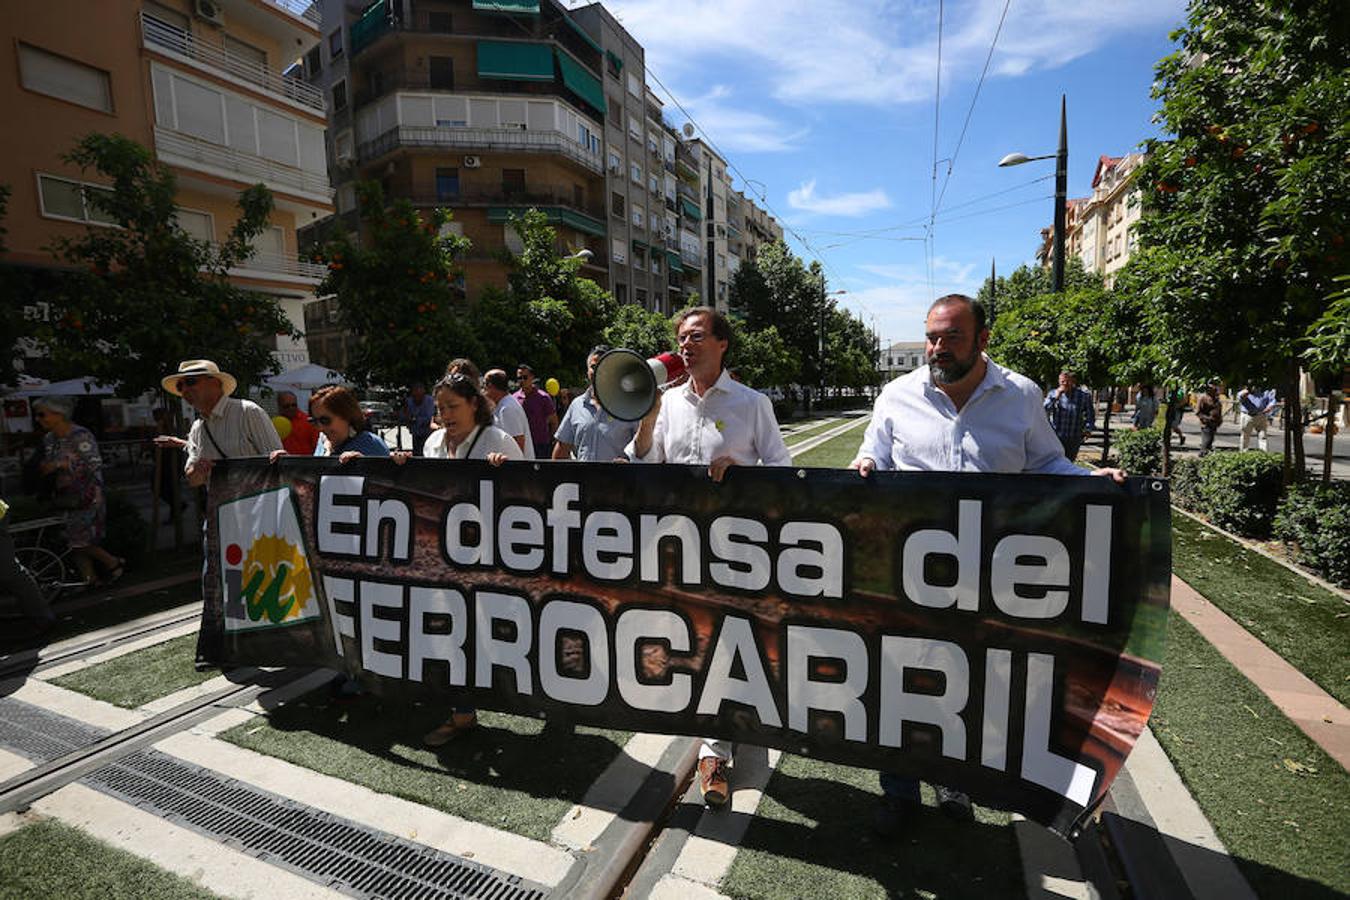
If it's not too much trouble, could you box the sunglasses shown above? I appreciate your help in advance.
[308,415,334,426]
[176,375,204,391]
[677,330,708,345]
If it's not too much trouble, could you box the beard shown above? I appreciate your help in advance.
[927,347,979,385]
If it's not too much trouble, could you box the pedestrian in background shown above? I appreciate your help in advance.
[1131,385,1159,430]
[34,396,123,586]
[553,345,640,461]
[1044,370,1095,461]
[403,382,435,456]
[482,369,533,459]
[1195,383,1224,456]
[1164,387,1188,446]
[514,364,558,460]
[1237,385,1278,452]
[276,391,319,456]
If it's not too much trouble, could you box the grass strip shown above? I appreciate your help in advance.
[0,818,218,900]
[1171,514,1350,706]
[51,633,216,709]
[222,693,629,842]
[721,753,1021,899]
[790,419,869,468]
[782,417,846,443]
[1151,611,1350,897]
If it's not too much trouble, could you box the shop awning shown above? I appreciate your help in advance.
[476,40,554,81]
[555,48,606,115]
[679,197,702,221]
[487,206,607,238]
[472,0,540,12]
[666,250,684,272]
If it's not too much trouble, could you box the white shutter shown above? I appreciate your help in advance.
[173,76,225,143]
[174,209,214,242]
[151,66,174,125]
[225,95,256,153]
[256,108,297,165]
[434,95,468,125]
[469,98,498,127]
[499,99,526,128]
[19,44,111,112]
[298,125,325,173]
[251,225,285,256]
[526,101,553,131]
[400,94,434,126]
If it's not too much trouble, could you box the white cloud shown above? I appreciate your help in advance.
[847,257,981,341]
[671,86,808,154]
[787,179,892,217]
[609,0,1183,108]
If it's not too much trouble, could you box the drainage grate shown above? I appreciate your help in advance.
[0,698,548,900]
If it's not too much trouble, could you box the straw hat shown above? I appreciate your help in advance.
[162,359,237,397]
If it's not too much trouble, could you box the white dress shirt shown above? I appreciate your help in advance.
[424,424,524,461]
[627,369,791,467]
[184,396,283,469]
[853,356,1088,476]
[491,392,534,459]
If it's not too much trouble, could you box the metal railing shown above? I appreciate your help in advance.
[403,186,606,220]
[154,126,332,199]
[141,14,324,113]
[230,248,327,280]
[265,0,322,27]
[358,125,603,175]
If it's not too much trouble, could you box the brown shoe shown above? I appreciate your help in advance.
[697,756,730,807]
[422,712,477,747]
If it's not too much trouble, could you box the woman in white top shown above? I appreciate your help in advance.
[395,373,523,464]
[395,371,520,746]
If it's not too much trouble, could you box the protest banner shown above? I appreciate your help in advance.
[198,458,1170,835]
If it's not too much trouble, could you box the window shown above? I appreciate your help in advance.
[334,130,354,161]
[328,29,344,60]
[636,288,648,306]
[615,283,628,303]
[38,174,115,225]
[505,225,524,254]
[429,57,454,90]
[651,255,661,275]
[647,134,658,155]
[305,46,323,79]
[502,168,526,196]
[630,163,642,185]
[573,184,585,209]
[427,11,453,32]
[18,43,112,113]
[611,192,625,218]
[632,207,645,229]
[331,80,347,111]
[607,146,622,174]
[608,97,622,127]
[628,113,642,141]
[626,72,641,96]
[611,238,627,265]
[634,247,646,267]
[436,167,459,200]
[174,208,214,242]
[648,173,659,193]
[717,253,725,270]
[225,35,267,70]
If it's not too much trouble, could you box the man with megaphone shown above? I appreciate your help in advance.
[624,305,792,808]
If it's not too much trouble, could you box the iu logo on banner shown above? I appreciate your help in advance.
[217,486,321,632]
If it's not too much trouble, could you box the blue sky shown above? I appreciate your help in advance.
[594,0,1188,343]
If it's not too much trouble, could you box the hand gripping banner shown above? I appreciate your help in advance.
[198,458,1171,835]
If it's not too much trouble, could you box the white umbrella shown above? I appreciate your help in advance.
[264,363,352,392]
[12,376,117,397]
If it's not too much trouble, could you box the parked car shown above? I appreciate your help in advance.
[359,400,396,429]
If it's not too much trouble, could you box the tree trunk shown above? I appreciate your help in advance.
[1099,390,1114,465]
[1286,358,1306,482]
[1324,395,1336,483]
[1161,383,1173,478]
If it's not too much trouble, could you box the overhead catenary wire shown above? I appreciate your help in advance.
[926,0,945,302]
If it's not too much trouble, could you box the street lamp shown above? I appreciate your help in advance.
[999,94,1068,293]
[566,248,594,263]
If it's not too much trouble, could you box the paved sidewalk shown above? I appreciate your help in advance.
[1171,575,1350,770]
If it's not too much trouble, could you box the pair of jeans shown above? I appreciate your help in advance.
[1199,425,1219,455]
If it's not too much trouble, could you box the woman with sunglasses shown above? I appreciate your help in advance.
[270,385,388,463]
[395,373,520,746]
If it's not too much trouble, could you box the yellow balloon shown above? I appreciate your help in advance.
[272,414,293,439]
[545,377,560,396]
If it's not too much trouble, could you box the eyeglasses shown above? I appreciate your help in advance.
[677,330,708,345]
[308,415,334,426]
[176,375,203,391]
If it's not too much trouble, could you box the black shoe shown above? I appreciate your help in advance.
[935,785,974,822]
[873,794,915,837]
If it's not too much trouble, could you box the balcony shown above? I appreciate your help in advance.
[351,5,600,68]
[358,125,603,175]
[140,13,324,114]
[404,185,606,221]
[266,0,322,28]
[676,181,697,201]
[154,126,332,203]
[230,247,327,283]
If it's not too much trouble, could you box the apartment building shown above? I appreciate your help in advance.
[313,0,610,304]
[879,340,925,382]
[737,188,784,262]
[0,0,332,371]
[1037,152,1145,286]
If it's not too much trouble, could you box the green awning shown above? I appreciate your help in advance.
[555,49,606,115]
[350,0,390,55]
[632,239,649,251]
[679,197,702,221]
[666,250,684,272]
[477,40,554,81]
[472,0,540,12]
[605,50,623,72]
[563,16,603,54]
[487,206,607,238]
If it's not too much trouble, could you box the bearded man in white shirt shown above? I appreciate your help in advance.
[628,305,792,807]
[851,293,1123,834]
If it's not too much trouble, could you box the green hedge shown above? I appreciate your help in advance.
[1274,481,1350,587]
[1197,452,1285,538]
[1169,457,1204,511]
[1113,428,1163,476]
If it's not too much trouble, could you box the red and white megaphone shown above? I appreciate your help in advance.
[592,349,687,421]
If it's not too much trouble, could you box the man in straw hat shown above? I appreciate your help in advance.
[163,360,281,487]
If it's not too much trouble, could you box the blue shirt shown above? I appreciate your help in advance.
[1240,389,1276,416]
[555,390,640,461]
[405,394,436,437]
[1044,386,1095,442]
[315,430,390,457]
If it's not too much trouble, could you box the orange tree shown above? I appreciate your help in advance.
[1122,0,1349,478]
[311,182,477,390]
[39,134,295,395]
